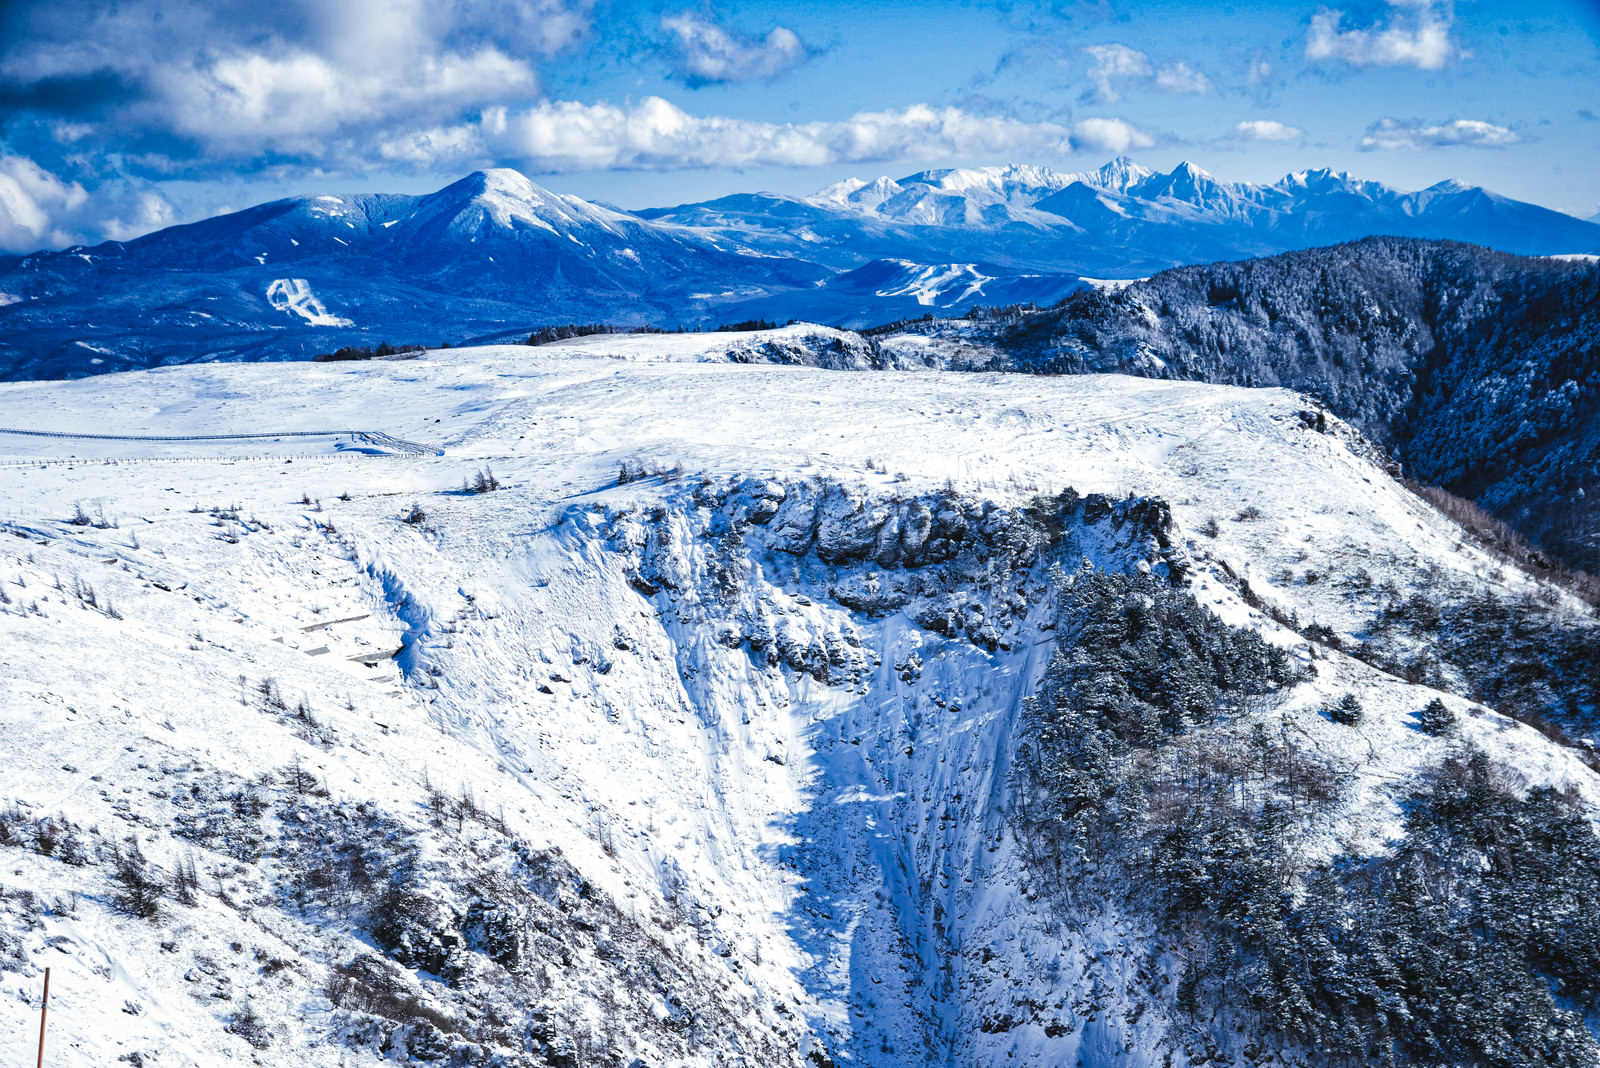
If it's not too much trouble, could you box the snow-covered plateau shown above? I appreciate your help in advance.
[1,343,1596,1066]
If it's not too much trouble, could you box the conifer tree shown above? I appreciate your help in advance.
[1418,697,1456,736]
[1330,693,1364,725]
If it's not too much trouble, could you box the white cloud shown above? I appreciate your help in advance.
[1360,117,1518,149]
[0,155,87,252]
[1083,44,1152,105]
[1069,117,1156,154]
[1247,54,1273,85]
[1232,120,1305,142]
[1154,61,1213,95]
[661,13,807,84]
[0,0,588,169]
[1306,0,1458,70]
[101,190,180,243]
[155,46,537,156]
[381,97,1116,172]
[0,155,186,252]
[1083,44,1210,104]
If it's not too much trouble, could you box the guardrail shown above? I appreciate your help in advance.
[0,452,401,469]
[0,426,441,457]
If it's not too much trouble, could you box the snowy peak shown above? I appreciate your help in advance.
[902,163,1077,196]
[1276,167,1376,197]
[1087,155,1156,193]
[415,168,626,237]
[810,163,1084,224]
[813,175,906,211]
[812,159,1180,216]
[797,156,1579,236]
[1129,160,1230,207]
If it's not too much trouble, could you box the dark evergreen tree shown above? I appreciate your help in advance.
[1330,693,1364,725]
[1417,697,1456,736]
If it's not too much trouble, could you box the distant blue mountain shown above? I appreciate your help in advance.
[2,159,1597,379]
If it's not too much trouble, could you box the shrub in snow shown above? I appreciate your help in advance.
[462,467,501,494]
[1330,693,1364,726]
[110,840,164,919]
[1418,697,1457,736]
[227,999,273,1049]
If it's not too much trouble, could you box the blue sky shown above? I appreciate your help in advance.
[0,0,1596,251]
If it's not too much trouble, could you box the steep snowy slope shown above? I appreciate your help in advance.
[1,351,1596,1065]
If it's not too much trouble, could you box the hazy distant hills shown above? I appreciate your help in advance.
[1,159,1598,379]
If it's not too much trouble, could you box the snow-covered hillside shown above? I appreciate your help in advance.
[871,238,1600,577]
[1,349,1596,1065]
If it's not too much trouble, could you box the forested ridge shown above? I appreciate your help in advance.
[943,238,1600,572]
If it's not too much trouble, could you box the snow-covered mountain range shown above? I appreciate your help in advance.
[3,345,1598,1065]
[2,159,1598,380]
[647,155,1600,279]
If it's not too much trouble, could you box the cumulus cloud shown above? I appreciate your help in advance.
[379,97,1122,172]
[0,0,588,170]
[1083,44,1152,104]
[1306,0,1458,70]
[1069,117,1155,154]
[0,155,87,252]
[153,48,537,158]
[1360,117,1518,149]
[0,154,183,252]
[1232,120,1305,142]
[1083,44,1210,104]
[1154,62,1212,95]
[100,189,180,242]
[661,13,807,85]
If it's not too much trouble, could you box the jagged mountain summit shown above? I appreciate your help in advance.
[2,347,1598,1065]
[812,156,1593,247]
[654,156,1600,270]
[2,160,1598,380]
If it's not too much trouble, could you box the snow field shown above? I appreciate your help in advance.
[0,347,1595,1064]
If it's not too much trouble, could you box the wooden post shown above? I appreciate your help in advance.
[36,967,50,1068]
